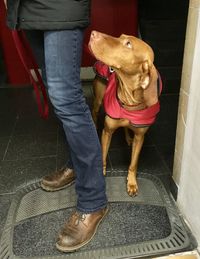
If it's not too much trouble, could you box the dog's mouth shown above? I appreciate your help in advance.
[88,31,121,69]
[88,32,108,62]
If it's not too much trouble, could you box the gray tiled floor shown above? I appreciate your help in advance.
[0,81,178,240]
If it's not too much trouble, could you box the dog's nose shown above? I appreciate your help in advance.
[91,30,101,41]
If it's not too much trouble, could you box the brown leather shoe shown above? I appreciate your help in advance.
[40,167,75,191]
[56,207,108,252]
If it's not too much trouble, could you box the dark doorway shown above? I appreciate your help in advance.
[138,0,189,196]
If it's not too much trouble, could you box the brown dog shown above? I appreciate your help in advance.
[88,31,162,196]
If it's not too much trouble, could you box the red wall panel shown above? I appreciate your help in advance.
[82,0,138,66]
[0,0,30,85]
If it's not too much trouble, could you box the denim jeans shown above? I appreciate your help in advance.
[27,29,107,213]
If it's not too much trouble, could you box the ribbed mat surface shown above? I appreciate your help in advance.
[0,174,194,259]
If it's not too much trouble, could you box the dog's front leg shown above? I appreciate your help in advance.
[101,116,129,175]
[101,128,112,175]
[127,127,149,196]
[101,116,116,175]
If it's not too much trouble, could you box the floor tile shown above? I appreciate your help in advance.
[0,137,9,161]
[156,144,175,172]
[109,146,170,175]
[0,157,56,194]
[15,88,43,117]
[4,133,57,161]
[108,147,131,171]
[0,194,13,239]
[138,146,171,175]
[0,115,17,137]
[13,115,59,136]
[149,122,177,147]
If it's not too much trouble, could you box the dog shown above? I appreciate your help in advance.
[88,31,162,196]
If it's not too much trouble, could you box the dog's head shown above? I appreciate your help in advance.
[89,31,156,90]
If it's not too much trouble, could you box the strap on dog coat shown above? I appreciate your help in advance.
[12,30,49,119]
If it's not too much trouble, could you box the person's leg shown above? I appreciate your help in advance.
[44,29,107,213]
[44,29,108,252]
[25,31,75,190]
[44,29,107,212]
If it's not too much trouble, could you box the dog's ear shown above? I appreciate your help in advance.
[140,60,152,89]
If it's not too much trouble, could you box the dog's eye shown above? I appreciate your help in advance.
[125,41,132,49]
[109,67,114,73]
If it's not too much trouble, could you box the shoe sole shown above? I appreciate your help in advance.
[55,206,109,252]
[40,179,75,192]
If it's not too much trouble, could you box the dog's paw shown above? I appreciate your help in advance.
[127,176,138,196]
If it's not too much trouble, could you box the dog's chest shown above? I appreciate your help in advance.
[94,61,161,126]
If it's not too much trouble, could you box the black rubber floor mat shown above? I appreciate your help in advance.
[0,174,194,259]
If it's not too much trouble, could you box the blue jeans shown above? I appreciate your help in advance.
[27,29,107,212]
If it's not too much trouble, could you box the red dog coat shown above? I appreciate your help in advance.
[93,61,162,127]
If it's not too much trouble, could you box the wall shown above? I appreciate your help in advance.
[82,0,138,67]
[173,0,200,250]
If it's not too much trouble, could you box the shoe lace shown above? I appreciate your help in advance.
[65,211,87,231]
